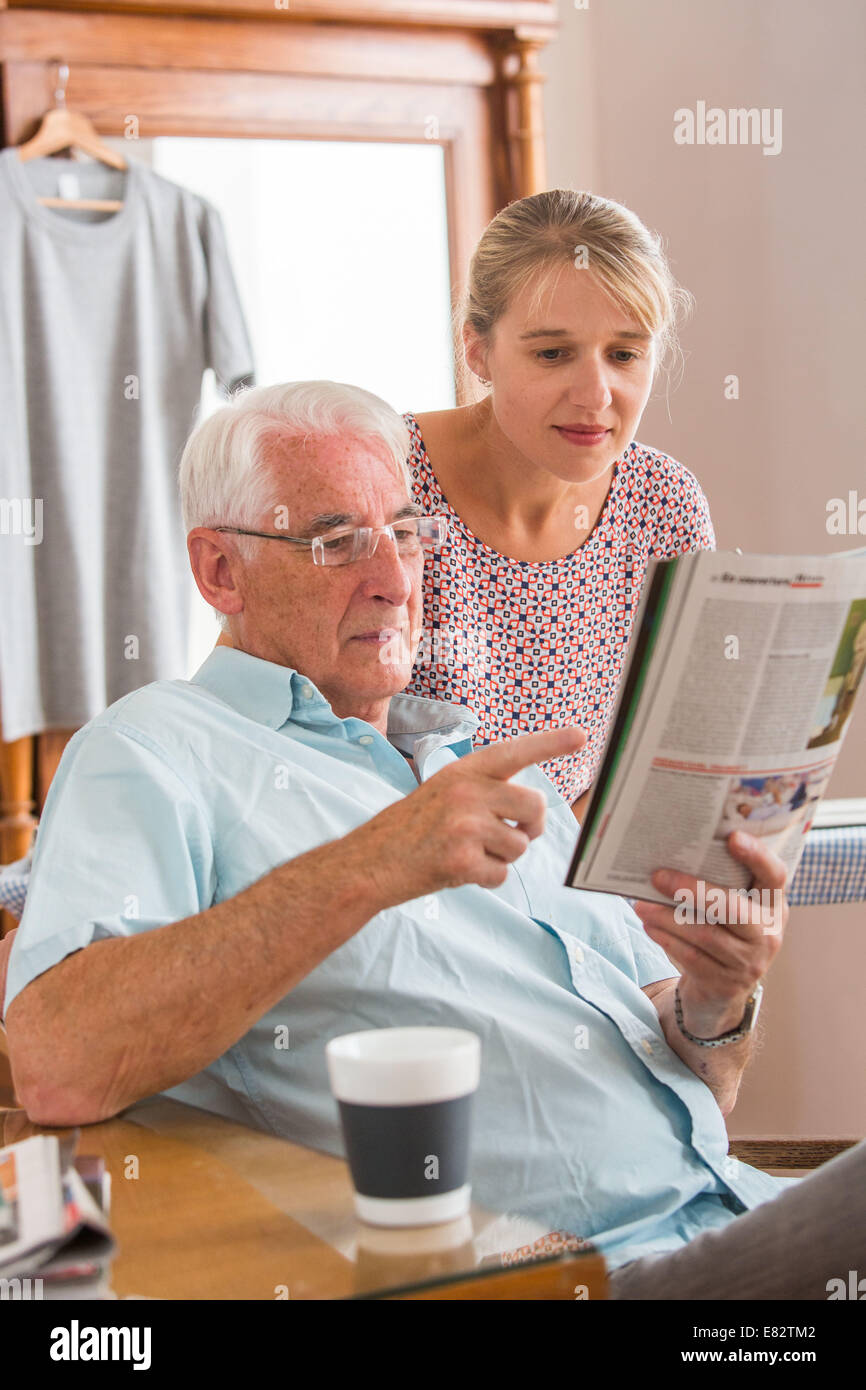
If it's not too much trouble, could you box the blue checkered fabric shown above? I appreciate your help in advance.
[789,825,866,907]
[0,853,32,921]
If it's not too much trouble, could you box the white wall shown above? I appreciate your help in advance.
[542,0,866,1137]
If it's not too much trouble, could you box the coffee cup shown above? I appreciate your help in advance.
[326,1026,481,1227]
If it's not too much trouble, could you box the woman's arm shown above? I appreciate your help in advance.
[571,788,592,824]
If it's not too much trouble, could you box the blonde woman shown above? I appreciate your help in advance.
[403,189,715,821]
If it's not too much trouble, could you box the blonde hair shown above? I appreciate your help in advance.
[458,189,693,392]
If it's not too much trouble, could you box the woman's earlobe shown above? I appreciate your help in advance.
[462,328,491,384]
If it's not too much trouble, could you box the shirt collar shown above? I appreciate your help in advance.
[190,646,479,756]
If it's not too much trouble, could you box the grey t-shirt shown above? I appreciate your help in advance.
[0,151,255,741]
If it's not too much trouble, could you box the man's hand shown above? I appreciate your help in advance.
[354,726,587,906]
[633,830,788,1040]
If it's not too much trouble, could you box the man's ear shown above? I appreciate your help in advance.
[187,529,244,622]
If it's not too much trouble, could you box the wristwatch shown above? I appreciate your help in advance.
[674,981,764,1048]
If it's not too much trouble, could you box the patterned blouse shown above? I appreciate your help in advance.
[402,412,716,803]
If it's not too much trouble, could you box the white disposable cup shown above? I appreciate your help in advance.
[326,1027,481,1228]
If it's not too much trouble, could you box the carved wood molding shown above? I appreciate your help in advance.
[0,10,497,85]
[5,0,558,36]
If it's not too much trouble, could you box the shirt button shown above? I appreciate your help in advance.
[302,685,314,700]
[359,735,374,745]
[570,944,584,965]
[641,1038,654,1056]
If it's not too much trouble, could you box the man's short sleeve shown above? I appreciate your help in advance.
[622,901,679,987]
[200,199,256,395]
[3,722,215,1017]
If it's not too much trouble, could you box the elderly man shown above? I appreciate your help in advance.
[4,382,863,1300]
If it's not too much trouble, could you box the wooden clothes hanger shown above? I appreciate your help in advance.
[17,61,127,213]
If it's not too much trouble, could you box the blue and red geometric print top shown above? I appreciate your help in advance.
[402,412,716,804]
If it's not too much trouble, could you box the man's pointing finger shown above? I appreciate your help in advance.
[469,727,587,781]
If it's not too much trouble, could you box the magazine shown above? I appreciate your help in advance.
[0,1134,114,1296]
[565,547,866,904]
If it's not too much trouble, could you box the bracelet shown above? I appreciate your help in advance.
[673,981,763,1048]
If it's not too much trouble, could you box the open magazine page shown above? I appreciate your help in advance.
[569,549,866,902]
[0,1133,114,1284]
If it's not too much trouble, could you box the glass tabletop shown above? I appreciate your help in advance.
[0,1097,606,1300]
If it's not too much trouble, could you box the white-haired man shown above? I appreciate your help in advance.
[4,382,864,1299]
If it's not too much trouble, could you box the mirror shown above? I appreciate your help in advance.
[104,134,456,668]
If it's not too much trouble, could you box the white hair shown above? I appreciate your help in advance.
[178,380,412,629]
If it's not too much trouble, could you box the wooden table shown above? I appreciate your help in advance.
[0,1098,607,1300]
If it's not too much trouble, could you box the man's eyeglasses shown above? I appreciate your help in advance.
[214,515,449,568]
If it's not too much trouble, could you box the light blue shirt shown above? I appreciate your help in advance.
[5,647,789,1270]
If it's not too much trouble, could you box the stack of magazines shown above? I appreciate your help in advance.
[0,1134,115,1299]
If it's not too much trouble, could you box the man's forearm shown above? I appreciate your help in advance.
[652,981,755,1117]
[6,830,388,1126]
